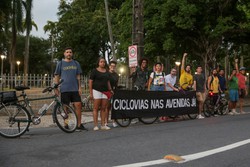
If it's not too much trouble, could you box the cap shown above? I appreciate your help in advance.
[239,67,246,71]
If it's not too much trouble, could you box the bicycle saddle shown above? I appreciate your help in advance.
[15,85,30,91]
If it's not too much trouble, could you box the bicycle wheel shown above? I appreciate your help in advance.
[139,117,159,124]
[218,100,229,115]
[187,113,198,119]
[86,97,93,111]
[53,104,78,133]
[0,103,31,138]
[203,100,212,117]
[115,118,131,127]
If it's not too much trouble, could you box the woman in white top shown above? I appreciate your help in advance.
[147,63,166,91]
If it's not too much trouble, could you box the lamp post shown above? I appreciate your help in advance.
[175,61,181,83]
[1,55,6,78]
[1,55,6,90]
[119,67,124,76]
[16,61,20,76]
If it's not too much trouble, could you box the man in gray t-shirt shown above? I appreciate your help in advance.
[164,68,179,91]
[54,47,87,131]
[193,66,206,119]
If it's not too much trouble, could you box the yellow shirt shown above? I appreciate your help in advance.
[180,69,193,90]
[210,76,219,93]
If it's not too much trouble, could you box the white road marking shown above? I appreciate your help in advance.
[114,139,250,167]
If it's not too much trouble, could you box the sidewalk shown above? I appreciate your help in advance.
[31,97,250,128]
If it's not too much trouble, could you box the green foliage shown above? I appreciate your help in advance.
[15,35,51,74]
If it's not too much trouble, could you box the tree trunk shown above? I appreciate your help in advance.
[132,0,144,61]
[104,0,116,61]
[23,31,30,85]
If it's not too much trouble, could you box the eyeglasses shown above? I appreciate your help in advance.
[171,71,177,72]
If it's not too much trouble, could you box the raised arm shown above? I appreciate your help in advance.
[181,53,188,71]
[235,59,239,73]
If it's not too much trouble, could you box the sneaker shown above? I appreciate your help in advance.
[93,126,99,131]
[76,124,88,131]
[112,122,118,128]
[228,112,234,115]
[101,125,111,130]
[232,110,239,115]
[197,114,204,119]
[240,111,246,114]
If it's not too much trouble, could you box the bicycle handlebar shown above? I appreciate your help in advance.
[42,79,64,93]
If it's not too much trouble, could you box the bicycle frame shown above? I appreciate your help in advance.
[18,90,62,120]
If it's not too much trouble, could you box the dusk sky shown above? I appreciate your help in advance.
[30,0,60,38]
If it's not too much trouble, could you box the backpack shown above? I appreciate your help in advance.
[206,75,214,90]
[152,71,165,84]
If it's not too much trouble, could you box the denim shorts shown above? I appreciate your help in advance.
[151,85,165,91]
[229,89,239,102]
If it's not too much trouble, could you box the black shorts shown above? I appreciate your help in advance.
[61,92,81,105]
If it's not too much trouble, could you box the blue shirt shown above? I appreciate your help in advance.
[218,75,226,91]
[54,59,82,93]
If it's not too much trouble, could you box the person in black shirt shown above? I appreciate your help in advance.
[105,61,119,127]
[89,57,113,131]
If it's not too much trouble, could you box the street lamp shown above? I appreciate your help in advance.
[119,67,124,75]
[16,61,20,76]
[1,55,6,90]
[175,61,181,83]
[1,55,6,78]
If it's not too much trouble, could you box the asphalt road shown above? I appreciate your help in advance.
[1,107,250,167]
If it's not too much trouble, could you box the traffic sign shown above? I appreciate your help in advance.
[128,45,138,67]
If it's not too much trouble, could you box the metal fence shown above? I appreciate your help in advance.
[0,74,132,93]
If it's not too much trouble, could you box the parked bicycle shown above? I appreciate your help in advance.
[81,94,93,111]
[203,91,229,117]
[0,80,78,138]
[115,117,159,127]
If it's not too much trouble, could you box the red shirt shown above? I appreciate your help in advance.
[236,73,246,89]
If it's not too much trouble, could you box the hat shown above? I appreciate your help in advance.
[239,67,246,71]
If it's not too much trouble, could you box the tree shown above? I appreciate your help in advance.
[23,0,37,76]
[9,0,24,87]
[16,35,51,74]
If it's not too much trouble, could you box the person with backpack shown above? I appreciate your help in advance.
[147,62,166,91]
[207,68,222,114]
[54,47,88,131]
[179,53,193,90]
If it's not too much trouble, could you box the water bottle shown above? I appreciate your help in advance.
[38,104,48,115]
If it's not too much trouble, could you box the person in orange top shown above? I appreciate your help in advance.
[235,59,248,114]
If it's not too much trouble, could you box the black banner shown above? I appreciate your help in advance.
[111,90,198,119]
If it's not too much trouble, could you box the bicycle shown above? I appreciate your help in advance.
[81,94,93,111]
[168,84,198,120]
[0,80,78,138]
[115,117,159,127]
[203,91,229,117]
[114,85,159,127]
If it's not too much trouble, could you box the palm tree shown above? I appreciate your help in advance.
[23,0,37,80]
[9,0,24,88]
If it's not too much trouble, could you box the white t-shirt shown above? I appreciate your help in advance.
[164,74,176,91]
[150,72,165,85]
